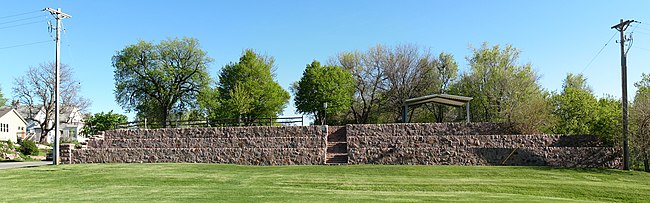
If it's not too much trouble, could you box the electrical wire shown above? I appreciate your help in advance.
[0,10,41,20]
[0,15,46,25]
[635,31,650,36]
[580,32,617,73]
[0,20,45,30]
[634,46,650,52]
[626,24,638,55]
[0,40,53,50]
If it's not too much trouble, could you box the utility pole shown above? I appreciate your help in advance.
[44,8,71,165]
[611,19,636,171]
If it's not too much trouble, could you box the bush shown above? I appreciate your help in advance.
[19,140,38,156]
[6,140,15,150]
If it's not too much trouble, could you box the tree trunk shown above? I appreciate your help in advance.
[39,131,48,144]
[644,159,649,172]
[161,107,169,128]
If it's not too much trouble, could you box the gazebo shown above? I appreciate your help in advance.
[402,94,473,123]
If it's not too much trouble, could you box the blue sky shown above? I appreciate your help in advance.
[1,1,649,121]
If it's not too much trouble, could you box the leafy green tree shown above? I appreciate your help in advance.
[215,49,290,123]
[550,73,598,135]
[632,73,650,171]
[81,111,128,136]
[112,37,212,128]
[292,60,355,125]
[454,42,549,133]
[196,86,220,121]
[592,96,622,145]
[549,73,620,145]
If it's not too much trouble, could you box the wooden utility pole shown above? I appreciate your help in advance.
[611,19,636,170]
[44,8,71,165]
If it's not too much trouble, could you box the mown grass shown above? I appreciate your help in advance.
[0,164,649,202]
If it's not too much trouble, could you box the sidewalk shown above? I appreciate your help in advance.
[0,161,51,169]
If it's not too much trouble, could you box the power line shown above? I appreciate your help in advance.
[636,26,650,32]
[0,15,46,25]
[0,10,41,20]
[634,31,650,36]
[0,40,52,50]
[634,46,650,52]
[0,20,45,30]
[580,32,617,73]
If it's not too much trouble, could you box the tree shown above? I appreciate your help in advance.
[13,62,90,143]
[550,73,598,135]
[421,52,459,123]
[215,49,290,123]
[197,85,220,121]
[330,49,384,124]
[454,42,549,133]
[379,44,440,123]
[550,73,620,145]
[632,73,650,171]
[0,85,8,107]
[81,111,128,136]
[292,60,355,125]
[112,37,211,128]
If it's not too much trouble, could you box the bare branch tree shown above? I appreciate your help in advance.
[12,62,90,144]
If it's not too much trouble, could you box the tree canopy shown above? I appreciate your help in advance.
[550,73,620,145]
[215,49,290,122]
[292,60,355,125]
[81,111,128,136]
[453,42,549,133]
[112,37,211,127]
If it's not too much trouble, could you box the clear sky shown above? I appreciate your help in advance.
[1,1,649,121]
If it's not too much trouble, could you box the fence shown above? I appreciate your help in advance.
[114,116,304,129]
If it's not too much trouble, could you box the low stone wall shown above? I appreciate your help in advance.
[346,123,621,168]
[63,126,327,165]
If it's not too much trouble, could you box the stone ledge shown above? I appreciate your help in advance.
[89,137,325,149]
[347,134,604,148]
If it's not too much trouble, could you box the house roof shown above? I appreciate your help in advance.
[0,107,12,118]
[404,94,473,107]
[0,107,28,125]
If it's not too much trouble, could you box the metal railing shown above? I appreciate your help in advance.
[114,116,304,129]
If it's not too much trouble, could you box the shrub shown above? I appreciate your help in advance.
[7,140,14,149]
[19,140,38,156]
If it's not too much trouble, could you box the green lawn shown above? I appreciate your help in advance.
[1,164,649,202]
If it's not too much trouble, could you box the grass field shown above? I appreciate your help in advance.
[1,164,649,202]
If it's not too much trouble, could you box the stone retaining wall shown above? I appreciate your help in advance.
[346,123,621,168]
[61,123,622,168]
[63,126,327,165]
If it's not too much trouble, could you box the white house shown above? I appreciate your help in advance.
[0,107,28,143]
[17,105,85,143]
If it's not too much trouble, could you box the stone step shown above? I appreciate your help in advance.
[327,142,347,153]
[326,153,348,164]
[327,126,347,142]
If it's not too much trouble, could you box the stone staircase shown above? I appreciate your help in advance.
[326,126,348,164]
